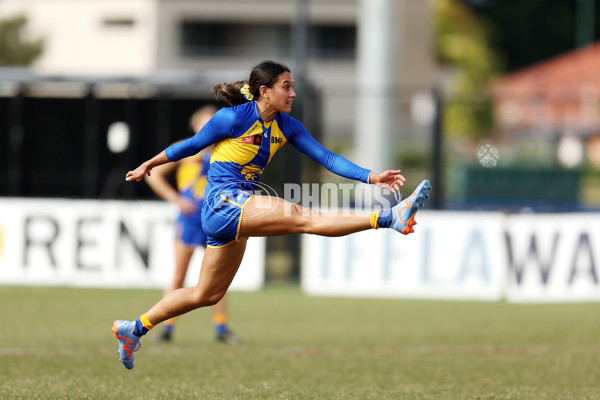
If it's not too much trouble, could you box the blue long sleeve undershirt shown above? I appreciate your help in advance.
[165,103,372,184]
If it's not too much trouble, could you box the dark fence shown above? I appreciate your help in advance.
[0,75,321,201]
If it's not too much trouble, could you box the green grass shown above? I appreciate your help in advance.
[1,284,599,399]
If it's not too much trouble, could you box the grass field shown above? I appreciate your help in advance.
[1,284,599,400]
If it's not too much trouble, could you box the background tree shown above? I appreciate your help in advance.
[432,0,501,140]
[462,0,599,72]
[0,14,43,65]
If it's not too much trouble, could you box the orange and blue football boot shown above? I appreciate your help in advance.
[112,320,141,370]
[391,179,431,235]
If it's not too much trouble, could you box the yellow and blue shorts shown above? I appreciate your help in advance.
[201,189,253,247]
[175,211,207,247]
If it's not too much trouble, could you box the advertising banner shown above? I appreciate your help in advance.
[302,211,507,300]
[3,198,599,302]
[504,213,600,302]
[302,210,600,302]
[0,199,265,291]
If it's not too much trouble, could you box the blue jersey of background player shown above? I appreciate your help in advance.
[173,149,211,245]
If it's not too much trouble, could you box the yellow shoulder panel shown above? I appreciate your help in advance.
[267,120,288,163]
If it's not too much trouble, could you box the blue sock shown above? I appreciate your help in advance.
[133,319,149,337]
[377,209,394,228]
[215,324,227,338]
[164,324,174,334]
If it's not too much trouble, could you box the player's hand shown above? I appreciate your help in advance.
[125,162,152,182]
[369,170,406,193]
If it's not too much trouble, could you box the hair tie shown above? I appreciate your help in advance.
[240,84,253,101]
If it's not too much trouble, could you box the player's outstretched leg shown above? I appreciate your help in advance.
[112,320,141,370]
[390,179,431,235]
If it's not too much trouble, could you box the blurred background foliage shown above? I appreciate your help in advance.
[432,0,500,140]
[0,14,43,65]
[466,0,599,72]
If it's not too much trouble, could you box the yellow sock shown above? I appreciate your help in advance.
[370,211,380,229]
[139,313,155,331]
[213,313,228,326]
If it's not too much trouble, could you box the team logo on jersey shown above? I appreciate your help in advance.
[241,164,263,181]
[241,135,263,146]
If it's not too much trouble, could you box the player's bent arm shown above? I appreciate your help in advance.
[127,109,232,182]
[144,162,180,203]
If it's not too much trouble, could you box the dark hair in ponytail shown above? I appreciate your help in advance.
[212,80,249,106]
[213,60,291,106]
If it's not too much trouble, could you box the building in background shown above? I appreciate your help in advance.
[493,41,600,169]
[0,0,437,148]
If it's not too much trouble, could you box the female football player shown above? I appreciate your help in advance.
[112,60,430,369]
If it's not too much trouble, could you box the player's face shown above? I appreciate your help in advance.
[265,72,296,113]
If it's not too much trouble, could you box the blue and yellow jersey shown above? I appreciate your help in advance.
[175,150,211,208]
[165,101,371,200]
